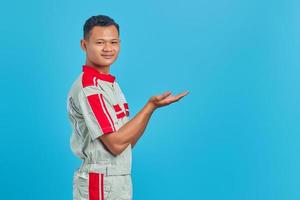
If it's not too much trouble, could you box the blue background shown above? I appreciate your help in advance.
[0,0,299,199]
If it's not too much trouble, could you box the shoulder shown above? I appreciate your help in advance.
[67,74,84,109]
[68,74,83,97]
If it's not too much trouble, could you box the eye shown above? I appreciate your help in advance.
[97,41,104,45]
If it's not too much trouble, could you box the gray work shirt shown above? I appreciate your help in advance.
[67,65,132,175]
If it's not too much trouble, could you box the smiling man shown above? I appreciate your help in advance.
[67,15,189,200]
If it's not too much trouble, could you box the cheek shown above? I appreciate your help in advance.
[90,45,102,52]
[114,46,120,51]
[113,47,120,55]
[87,46,102,57]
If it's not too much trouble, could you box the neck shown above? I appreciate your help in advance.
[85,60,110,74]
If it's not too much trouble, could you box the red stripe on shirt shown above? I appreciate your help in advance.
[99,94,116,131]
[87,94,114,134]
[101,173,104,200]
[89,172,100,200]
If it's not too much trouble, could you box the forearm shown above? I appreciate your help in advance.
[101,91,188,156]
[115,101,155,149]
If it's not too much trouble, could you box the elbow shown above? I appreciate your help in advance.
[99,133,129,156]
[110,143,129,156]
[109,144,121,156]
[101,142,121,156]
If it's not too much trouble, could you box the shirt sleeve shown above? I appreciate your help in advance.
[78,85,116,141]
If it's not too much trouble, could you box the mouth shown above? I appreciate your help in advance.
[102,55,114,59]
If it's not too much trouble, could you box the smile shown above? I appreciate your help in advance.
[102,55,114,59]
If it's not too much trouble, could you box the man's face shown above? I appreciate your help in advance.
[81,25,120,68]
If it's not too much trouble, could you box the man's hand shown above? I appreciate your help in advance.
[148,90,189,110]
[100,90,189,154]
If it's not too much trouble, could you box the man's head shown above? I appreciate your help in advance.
[81,15,121,72]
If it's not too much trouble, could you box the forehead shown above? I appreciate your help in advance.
[89,25,119,40]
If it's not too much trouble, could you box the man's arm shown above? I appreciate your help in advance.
[99,91,189,156]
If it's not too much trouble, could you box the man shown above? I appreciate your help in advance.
[67,14,189,200]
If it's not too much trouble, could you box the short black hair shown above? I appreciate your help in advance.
[83,15,120,40]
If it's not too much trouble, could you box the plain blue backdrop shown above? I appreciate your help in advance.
[0,0,299,199]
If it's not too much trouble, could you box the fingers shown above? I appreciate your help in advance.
[165,90,189,103]
[173,91,189,100]
[154,90,189,105]
[178,91,189,98]
[156,91,172,101]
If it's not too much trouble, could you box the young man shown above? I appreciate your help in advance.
[67,15,189,200]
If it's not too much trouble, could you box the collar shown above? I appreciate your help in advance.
[82,65,116,83]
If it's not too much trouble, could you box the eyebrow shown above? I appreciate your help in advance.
[95,38,120,41]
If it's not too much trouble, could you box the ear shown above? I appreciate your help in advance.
[80,39,87,52]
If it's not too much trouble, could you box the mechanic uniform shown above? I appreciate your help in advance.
[67,65,133,200]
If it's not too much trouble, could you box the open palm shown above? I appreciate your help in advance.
[148,91,189,109]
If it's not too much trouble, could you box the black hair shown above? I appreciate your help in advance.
[83,15,120,40]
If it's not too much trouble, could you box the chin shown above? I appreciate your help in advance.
[103,59,116,64]
[96,61,115,67]
[103,60,115,65]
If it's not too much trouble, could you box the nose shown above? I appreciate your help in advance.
[103,42,113,52]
